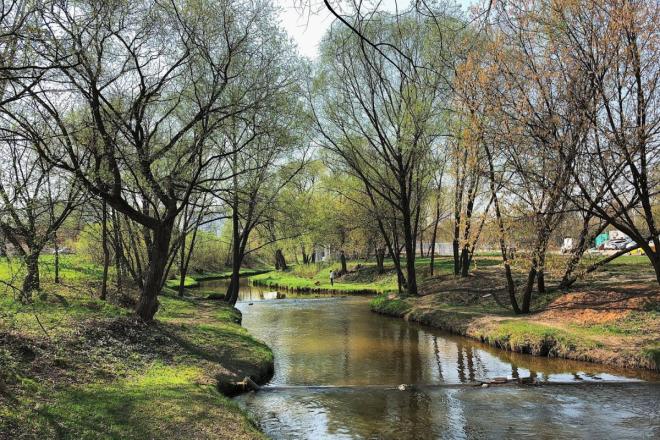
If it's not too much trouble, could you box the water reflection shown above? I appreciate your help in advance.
[223,289,660,439]
[237,384,660,439]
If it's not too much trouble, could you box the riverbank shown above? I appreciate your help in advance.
[371,263,660,371]
[164,268,272,289]
[248,257,501,295]
[0,258,274,439]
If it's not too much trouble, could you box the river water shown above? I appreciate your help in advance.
[206,280,660,439]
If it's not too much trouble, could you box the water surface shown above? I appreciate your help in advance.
[206,281,660,439]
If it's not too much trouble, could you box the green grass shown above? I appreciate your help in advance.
[250,268,398,294]
[370,294,411,316]
[2,362,265,439]
[1,258,273,439]
[164,268,272,289]
[164,275,200,289]
[250,256,502,295]
[477,320,601,354]
[0,254,105,284]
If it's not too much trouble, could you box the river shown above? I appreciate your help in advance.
[204,279,660,439]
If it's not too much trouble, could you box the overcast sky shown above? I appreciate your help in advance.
[276,0,477,59]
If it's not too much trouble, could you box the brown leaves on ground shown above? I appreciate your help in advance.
[538,290,659,325]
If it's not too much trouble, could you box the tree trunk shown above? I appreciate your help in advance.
[402,204,418,296]
[521,263,537,314]
[429,199,440,276]
[375,247,385,274]
[112,208,123,292]
[484,143,520,314]
[178,231,187,297]
[101,201,110,301]
[275,249,287,270]
[22,250,40,301]
[225,206,242,306]
[53,234,60,284]
[452,237,460,275]
[340,250,347,274]
[537,269,545,295]
[460,246,470,277]
[135,221,173,321]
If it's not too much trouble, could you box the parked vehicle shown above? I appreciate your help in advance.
[603,239,628,250]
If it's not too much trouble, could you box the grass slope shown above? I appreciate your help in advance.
[0,256,273,439]
[371,255,660,370]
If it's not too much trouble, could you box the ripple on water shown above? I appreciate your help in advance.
[198,281,660,439]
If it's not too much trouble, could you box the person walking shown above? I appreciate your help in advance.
[329,269,335,286]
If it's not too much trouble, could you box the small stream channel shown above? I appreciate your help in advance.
[204,279,660,439]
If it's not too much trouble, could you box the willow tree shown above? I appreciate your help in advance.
[4,0,280,320]
[559,0,660,284]
[313,14,446,296]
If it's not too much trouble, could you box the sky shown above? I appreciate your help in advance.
[276,0,477,59]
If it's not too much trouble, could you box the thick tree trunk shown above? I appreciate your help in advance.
[225,207,242,306]
[537,270,545,295]
[460,246,470,277]
[275,249,287,270]
[22,250,41,301]
[521,264,537,314]
[135,221,173,321]
[375,247,385,274]
[101,201,110,300]
[402,204,418,296]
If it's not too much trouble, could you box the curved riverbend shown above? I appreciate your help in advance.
[203,281,660,438]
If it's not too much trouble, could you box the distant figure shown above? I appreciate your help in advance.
[329,270,335,286]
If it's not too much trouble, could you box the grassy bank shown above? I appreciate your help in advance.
[371,256,659,371]
[249,256,500,295]
[164,268,272,289]
[0,256,274,439]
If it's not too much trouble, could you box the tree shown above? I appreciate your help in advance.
[559,0,660,283]
[314,14,444,295]
[0,130,80,300]
[4,0,280,320]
